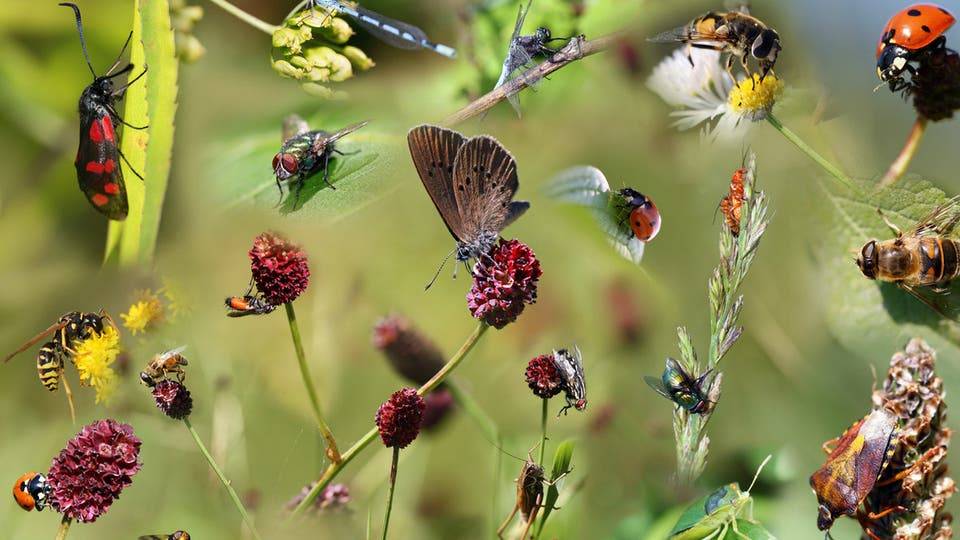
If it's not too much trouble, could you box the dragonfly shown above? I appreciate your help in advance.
[310,0,456,59]
[492,0,572,116]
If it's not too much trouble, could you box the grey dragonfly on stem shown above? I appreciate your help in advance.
[493,0,574,117]
[308,0,457,59]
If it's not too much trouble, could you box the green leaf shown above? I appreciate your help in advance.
[106,0,178,265]
[208,120,399,221]
[821,176,960,356]
[721,519,776,540]
[536,439,574,536]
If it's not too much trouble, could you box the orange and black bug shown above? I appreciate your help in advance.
[855,196,960,318]
[138,532,190,540]
[60,2,147,220]
[3,311,113,392]
[12,472,51,512]
[225,294,276,317]
[719,167,747,236]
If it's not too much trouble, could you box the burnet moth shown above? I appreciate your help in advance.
[60,2,147,221]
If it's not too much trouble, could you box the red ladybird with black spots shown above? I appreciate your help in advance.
[61,3,147,220]
[616,188,661,242]
[877,3,955,91]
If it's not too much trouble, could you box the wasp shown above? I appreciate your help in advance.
[649,9,781,81]
[224,294,275,317]
[3,311,113,392]
[855,196,960,317]
[138,532,190,540]
[139,346,188,387]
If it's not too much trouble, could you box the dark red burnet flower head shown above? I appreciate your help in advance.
[152,380,194,419]
[47,419,142,523]
[467,239,542,329]
[525,354,563,399]
[911,46,960,122]
[376,388,425,449]
[373,315,446,386]
[249,231,310,305]
[420,388,455,432]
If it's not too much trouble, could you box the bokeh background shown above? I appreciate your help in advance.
[2,0,960,538]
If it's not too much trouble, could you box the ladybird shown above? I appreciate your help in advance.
[617,188,661,242]
[12,472,50,512]
[877,3,955,90]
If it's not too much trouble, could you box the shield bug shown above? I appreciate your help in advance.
[669,455,772,539]
[60,3,147,221]
[809,408,900,536]
[272,115,369,208]
[644,357,712,414]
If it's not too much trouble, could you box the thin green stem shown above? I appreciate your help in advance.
[381,447,400,540]
[880,116,927,187]
[539,398,548,466]
[55,517,71,540]
[206,0,278,35]
[183,418,263,540]
[291,322,490,517]
[285,302,341,463]
[766,112,855,190]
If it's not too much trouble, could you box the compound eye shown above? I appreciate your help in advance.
[752,30,775,59]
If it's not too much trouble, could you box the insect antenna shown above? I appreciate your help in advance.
[104,31,134,76]
[59,3,98,79]
[746,454,772,494]
[424,247,457,290]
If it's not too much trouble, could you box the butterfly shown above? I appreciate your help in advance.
[407,124,530,287]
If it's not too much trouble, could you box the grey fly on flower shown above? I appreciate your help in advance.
[547,166,659,264]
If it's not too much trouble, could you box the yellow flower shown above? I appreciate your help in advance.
[160,278,190,321]
[121,290,165,335]
[73,325,120,404]
[728,73,784,119]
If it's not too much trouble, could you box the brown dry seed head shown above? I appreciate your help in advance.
[864,338,954,540]
[372,315,446,386]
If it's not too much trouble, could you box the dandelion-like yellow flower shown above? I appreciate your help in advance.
[121,291,165,335]
[728,74,784,120]
[73,325,120,404]
[160,278,189,321]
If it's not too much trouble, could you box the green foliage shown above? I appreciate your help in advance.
[208,118,398,219]
[821,176,960,357]
[106,0,178,265]
[536,438,575,535]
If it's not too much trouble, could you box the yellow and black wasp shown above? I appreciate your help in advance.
[3,311,114,391]
[138,532,190,540]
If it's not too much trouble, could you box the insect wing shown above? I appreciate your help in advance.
[553,347,586,403]
[502,46,537,116]
[157,345,188,361]
[898,282,954,318]
[452,135,524,240]
[906,195,960,238]
[317,120,370,148]
[3,320,69,364]
[281,115,311,143]
[643,375,673,399]
[647,23,731,46]
[408,125,469,241]
[75,114,128,220]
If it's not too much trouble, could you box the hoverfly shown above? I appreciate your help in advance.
[855,196,960,317]
[553,347,587,416]
[139,346,188,387]
[648,8,781,81]
[3,311,114,392]
[644,357,712,414]
[138,532,190,540]
[272,115,369,208]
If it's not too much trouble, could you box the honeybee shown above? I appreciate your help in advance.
[139,346,189,387]
[856,196,960,317]
[138,532,190,540]
[649,9,781,80]
[3,311,114,392]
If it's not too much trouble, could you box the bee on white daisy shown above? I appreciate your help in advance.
[646,47,783,140]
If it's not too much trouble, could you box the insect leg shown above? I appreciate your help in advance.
[112,65,149,96]
[518,495,542,540]
[274,177,285,208]
[322,150,337,190]
[876,208,902,237]
[496,503,519,539]
[897,283,953,319]
[117,147,146,182]
[876,445,944,486]
[821,436,841,454]
[107,105,149,130]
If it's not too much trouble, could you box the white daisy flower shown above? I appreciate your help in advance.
[646,47,783,140]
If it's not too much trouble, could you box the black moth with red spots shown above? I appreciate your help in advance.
[61,2,147,221]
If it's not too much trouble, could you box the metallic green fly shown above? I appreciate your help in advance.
[644,357,712,414]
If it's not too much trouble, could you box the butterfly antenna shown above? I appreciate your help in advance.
[424,248,457,291]
[59,3,98,79]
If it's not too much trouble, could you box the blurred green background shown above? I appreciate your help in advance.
[1,0,959,538]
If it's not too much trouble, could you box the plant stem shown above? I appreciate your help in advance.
[381,447,400,540]
[766,112,855,190]
[879,116,927,187]
[539,398,548,466]
[55,517,71,540]
[285,302,341,463]
[61,375,76,426]
[291,322,490,517]
[184,418,263,540]
[206,0,278,35]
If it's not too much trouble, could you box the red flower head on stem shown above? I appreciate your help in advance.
[152,380,194,420]
[525,354,563,399]
[249,231,310,305]
[467,239,542,329]
[376,388,426,449]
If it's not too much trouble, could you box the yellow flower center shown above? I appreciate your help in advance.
[121,291,165,335]
[728,73,783,115]
[73,325,120,404]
